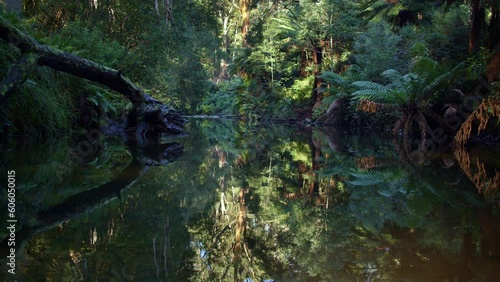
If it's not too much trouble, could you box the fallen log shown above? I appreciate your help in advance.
[0,16,186,135]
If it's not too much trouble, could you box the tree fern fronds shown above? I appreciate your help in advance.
[381,69,403,81]
[390,90,409,104]
[422,71,451,94]
[409,41,430,57]
[411,56,439,75]
[348,169,398,187]
[319,71,349,87]
[362,0,388,13]
[351,80,386,91]
[351,89,390,102]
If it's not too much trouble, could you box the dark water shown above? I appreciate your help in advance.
[1,120,500,281]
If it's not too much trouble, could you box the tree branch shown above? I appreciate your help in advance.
[0,16,186,135]
[0,15,150,104]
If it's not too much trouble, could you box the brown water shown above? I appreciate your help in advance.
[1,119,499,281]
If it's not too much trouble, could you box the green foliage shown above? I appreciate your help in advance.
[359,0,405,23]
[419,5,470,63]
[42,22,125,68]
[2,64,79,135]
[198,79,242,115]
[351,49,466,107]
[0,0,491,134]
[353,21,407,82]
[236,87,294,121]
[283,76,314,102]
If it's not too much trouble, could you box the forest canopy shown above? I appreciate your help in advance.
[0,0,499,143]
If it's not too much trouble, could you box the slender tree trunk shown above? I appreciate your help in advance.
[300,48,308,77]
[218,13,231,82]
[240,0,250,47]
[309,137,321,196]
[312,43,323,109]
[469,0,486,54]
[165,0,173,26]
[488,3,500,50]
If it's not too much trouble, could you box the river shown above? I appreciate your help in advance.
[1,119,499,281]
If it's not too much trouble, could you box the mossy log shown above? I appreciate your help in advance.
[0,16,185,135]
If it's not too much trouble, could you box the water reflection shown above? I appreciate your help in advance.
[1,120,499,281]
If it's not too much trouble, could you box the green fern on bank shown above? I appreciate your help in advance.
[350,43,466,144]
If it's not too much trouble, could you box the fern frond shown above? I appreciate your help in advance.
[411,56,438,78]
[351,89,388,102]
[348,170,396,186]
[319,71,348,87]
[390,90,409,104]
[351,80,386,91]
[422,71,450,94]
[381,69,402,80]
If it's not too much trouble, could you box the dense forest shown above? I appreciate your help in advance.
[2,1,500,281]
[0,0,499,145]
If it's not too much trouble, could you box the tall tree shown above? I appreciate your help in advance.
[240,0,251,47]
[469,0,486,54]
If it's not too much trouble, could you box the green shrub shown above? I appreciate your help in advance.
[198,78,242,115]
[353,21,406,82]
[42,21,126,68]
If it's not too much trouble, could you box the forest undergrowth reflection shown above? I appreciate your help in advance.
[1,120,499,281]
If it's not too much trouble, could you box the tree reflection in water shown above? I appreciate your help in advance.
[1,120,499,281]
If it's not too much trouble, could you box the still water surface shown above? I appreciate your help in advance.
[1,119,500,281]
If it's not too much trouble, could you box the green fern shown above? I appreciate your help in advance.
[348,170,396,186]
[351,81,387,91]
[351,50,465,112]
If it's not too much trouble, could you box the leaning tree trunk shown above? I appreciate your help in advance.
[0,16,185,137]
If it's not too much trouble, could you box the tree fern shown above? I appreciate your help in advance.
[360,0,404,23]
[319,71,349,88]
[351,89,392,103]
[381,69,403,81]
[348,169,396,186]
[351,80,387,91]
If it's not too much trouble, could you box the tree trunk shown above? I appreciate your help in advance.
[488,2,500,50]
[0,16,186,135]
[240,0,250,47]
[469,0,486,54]
[299,48,308,77]
[486,44,500,84]
[312,43,323,110]
[218,13,231,82]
